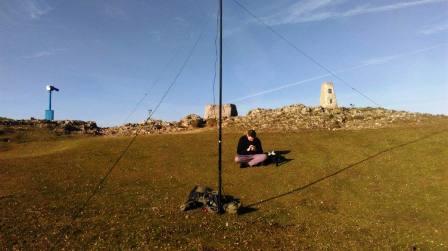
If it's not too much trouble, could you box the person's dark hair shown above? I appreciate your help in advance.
[247,129,256,138]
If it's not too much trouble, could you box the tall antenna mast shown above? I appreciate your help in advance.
[217,0,224,213]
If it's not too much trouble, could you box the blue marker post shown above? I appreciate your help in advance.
[45,85,59,121]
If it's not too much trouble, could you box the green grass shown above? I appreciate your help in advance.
[1,120,448,249]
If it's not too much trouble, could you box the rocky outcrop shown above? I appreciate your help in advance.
[222,104,437,131]
[180,114,204,128]
[103,114,205,136]
[2,104,443,137]
[0,119,101,135]
[102,120,186,136]
[101,104,442,136]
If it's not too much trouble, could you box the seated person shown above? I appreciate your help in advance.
[234,129,267,167]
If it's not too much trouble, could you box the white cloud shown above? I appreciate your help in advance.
[0,0,52,22]
[174,17,188,26]
[362,43,448,65]
[226,73,330,103]
[361,55,398,66]
[419,21,448,35]
[265,0,341,24]
[266,0,447,25]
[103,5,127,19]
[149,31,162,42]
[22,48,65,59]
[20,0,52,20]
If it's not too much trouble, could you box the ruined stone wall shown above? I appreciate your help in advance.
[204,104,238,119]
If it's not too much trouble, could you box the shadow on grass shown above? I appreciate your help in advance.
[272,150,293,167]
[276,158,293,167]
[264,150,293,167]
[275,150,291,155]
[238,206,258,215]
[247,130,446,208]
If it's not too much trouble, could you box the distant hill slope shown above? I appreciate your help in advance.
[0,117,13,121]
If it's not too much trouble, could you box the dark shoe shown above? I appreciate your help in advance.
[240,163,249,168]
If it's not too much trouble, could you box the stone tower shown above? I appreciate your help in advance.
[320,81,337,108]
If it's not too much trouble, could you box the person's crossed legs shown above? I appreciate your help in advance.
[235,154,267,167]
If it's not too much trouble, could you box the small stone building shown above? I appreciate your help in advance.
[320,82,338,108]
[204,104,238,119]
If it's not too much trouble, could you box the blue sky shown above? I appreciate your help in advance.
[1,0,447,126]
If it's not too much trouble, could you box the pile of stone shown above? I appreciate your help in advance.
[0,119,101,135]
[102,114,205,136]
[222,104,436,131]
[179,114,204,128]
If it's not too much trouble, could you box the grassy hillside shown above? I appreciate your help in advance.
[0,120,447,249]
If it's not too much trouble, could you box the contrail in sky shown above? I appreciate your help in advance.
[226,43,448,103]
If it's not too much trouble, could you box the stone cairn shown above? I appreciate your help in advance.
[103,114,205,136]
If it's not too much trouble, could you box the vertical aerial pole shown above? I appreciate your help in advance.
[217,0,224,213]
[48,90,52,110]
